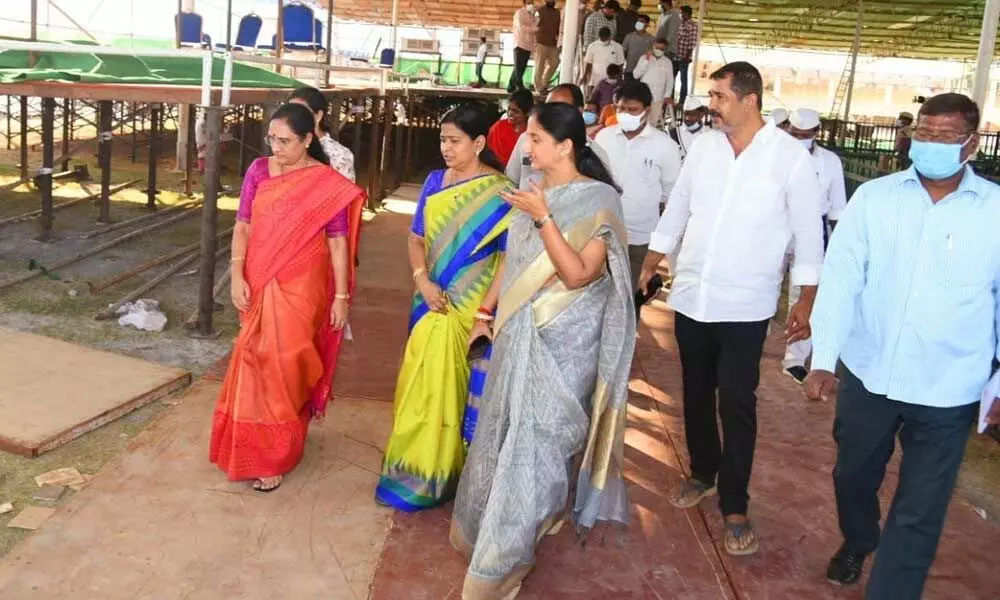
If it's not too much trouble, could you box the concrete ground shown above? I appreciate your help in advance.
[0,197,997,599]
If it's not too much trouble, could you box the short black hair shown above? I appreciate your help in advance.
[654,37,668,46]
[638,14,651,23]
[508,89,535,114]
[550,83,586,108]
[709,61,763,110]
[480,36,487,43]
[599,26,612,40]
[606,63,623,78]
[614,80,653,108]
[629,0,641,9]
[681,5,692,15]
[918,93,980,134]
[604,0,622,11]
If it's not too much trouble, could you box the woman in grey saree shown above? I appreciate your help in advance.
[450,102,637,599]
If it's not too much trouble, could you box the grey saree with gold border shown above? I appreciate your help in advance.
[449,180,637,599]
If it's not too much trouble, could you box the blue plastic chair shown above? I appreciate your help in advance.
[175,12,204,47]
[282,4,323,50]
[215,13,263,51]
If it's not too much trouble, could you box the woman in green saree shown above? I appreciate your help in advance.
[376,103,513,511]
[450,102,637,599]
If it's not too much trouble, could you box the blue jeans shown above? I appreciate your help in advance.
[833,366,976,600]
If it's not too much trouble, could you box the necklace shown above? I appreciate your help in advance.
[444,163,485,187]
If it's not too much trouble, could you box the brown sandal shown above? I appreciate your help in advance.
[723,519,760,556]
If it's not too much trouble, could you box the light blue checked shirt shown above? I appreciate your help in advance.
[811,166,1000,407]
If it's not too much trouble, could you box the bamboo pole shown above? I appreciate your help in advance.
[0,180,138,228]
[0,205,200,292]
[75,201,198,240]
[86,226,232,294]
[95,245,229,321]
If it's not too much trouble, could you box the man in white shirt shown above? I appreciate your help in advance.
[781,107,847,383]
[637,61,825,556]
[594,80,681,294]
[769,106,789,130]
[506,83,613,191]
[474,37,489,87]
[632,37,674,128]
[509,0,539,92]
[582,27,625,94]
[667,95,707,161]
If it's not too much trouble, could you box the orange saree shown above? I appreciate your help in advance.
[209,165,365,481]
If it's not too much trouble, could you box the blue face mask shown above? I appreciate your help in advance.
[909,137,972,180]
[583,111,598,126]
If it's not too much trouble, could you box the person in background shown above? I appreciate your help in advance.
[534,0,561,95]
[780,108,846,383]
[451,102,634,600]
[622,14,655,80]
[210,104,365,493]
[488,89,535,166]
[583,0,619,51]
[667,95,707,161]
[638,62,824,557]
[376,103,513,512]
[584,100,603,137]
[894,110,915,169]
[289,87,357,183]
[509,0,539,92]
[805,93,1000,600]
[195,110,207,173]
[614,0,641,44]
[583,26,625,95]
[769,107,789,130]
[474,37,489,88]
[673,5,699,107]
[594,80,680,294]
[633,37,674,127]
[506,84,613,191]
[590,63,624,114]
[655,0,681,56]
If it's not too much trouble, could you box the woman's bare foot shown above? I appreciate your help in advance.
[252,475,283,492]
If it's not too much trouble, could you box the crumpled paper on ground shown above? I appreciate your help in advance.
[116,299,168,332]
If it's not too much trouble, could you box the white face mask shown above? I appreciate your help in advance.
[686,122,702,133]
[602,39,611,46]
[617,110,646,133]
[635,22,647,32]
[652,48,665,58]
[798,137,815,152]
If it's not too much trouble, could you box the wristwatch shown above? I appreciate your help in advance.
[533,213,554,229]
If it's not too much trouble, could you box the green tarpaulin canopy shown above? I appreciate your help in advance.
[0,49,301,88]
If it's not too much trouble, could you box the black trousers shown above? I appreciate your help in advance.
[508,47,531,91]
[833,367,976,600]
[674,313,769,516]
[475,61,486,84]
[673,58,691,105]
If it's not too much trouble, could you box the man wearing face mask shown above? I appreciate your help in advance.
[595,80,681,294]
[634,37,674,127]
[583,26,625,95]
[805,92,1000,599]
[506,84,612,191]
[622,14,655,81]
[583,0,619,51]
[781,108,846,384]
[667,95,707,161]
[894,110,915,169]
[614,0,642,44]
[509,0,539,92]
[533,0,561,95]
[638,62,824,557]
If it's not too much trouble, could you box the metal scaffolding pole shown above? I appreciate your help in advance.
[559,0,581,84]
[973,0,1000,110]
[842,1,864,123]
[690,0,706,96]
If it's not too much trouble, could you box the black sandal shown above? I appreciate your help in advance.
[252,477,283,493]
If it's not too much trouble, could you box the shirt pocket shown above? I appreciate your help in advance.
[930,228,993,289]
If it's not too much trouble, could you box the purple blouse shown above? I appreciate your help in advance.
[237,157,348,237]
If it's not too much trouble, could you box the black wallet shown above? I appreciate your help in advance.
[634,274,664,313]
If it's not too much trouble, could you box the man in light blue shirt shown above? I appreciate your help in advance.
[805,93,1000,599]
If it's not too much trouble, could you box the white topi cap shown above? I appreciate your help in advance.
[789,108,821,130]
[683,96,703,112]
[769,107,789,124]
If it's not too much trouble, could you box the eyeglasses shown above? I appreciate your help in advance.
[264,134,296,148]
[912,128,973,144]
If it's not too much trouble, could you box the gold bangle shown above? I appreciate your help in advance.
[412,267,426,281]
[334,293,350,300]
[230,257,245,263]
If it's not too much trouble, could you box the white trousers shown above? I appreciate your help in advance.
[783,281,810,369]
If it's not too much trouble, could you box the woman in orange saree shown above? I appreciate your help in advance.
[209,103,365,492]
